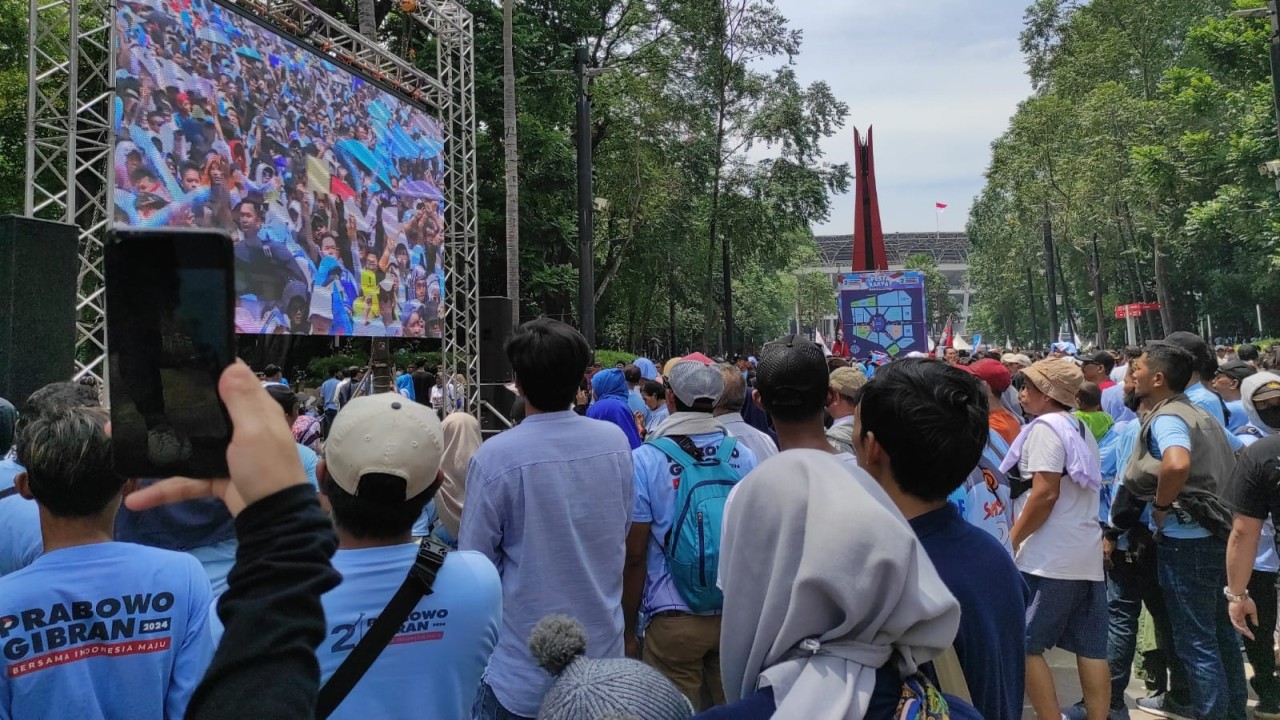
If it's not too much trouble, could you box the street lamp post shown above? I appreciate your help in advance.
[575,46,595,351]
[1235,3,1280,151]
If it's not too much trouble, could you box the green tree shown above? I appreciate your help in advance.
[970,0,1279,348]
[904,253,959,335]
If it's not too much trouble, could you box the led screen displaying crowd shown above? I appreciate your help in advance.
[112,0,447,338]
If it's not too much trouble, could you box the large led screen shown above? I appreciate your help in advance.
[112,0,447,338]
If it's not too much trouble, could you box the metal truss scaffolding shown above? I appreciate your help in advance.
[26,0,115,381]
[26,0,479,411]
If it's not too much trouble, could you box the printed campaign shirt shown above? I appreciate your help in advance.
[212,544,501,720]
[0,542,214,720]
[947,430,1014,556]
[632,432,758,618]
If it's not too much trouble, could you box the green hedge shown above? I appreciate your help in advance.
[306,350,442,386]
[594,350,636,368]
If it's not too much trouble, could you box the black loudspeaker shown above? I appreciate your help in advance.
[0,216,80,405]
[479,383,518,435]
[479,296,514,383]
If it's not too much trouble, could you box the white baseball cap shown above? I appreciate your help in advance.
[326,393,445,500]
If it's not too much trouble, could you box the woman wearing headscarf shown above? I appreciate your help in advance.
[588,368,643,449]
[433,412,482,546]
[695,450,979,720]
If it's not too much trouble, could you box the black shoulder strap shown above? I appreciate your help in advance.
[659,434,703,462]
[0,487,18,501]
[315,538,449,719]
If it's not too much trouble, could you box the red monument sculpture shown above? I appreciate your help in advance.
[852,127,888,272]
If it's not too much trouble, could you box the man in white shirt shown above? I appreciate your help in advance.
[1004,360,1107,720]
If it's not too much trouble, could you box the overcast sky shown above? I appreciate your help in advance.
[768,0,1031,236]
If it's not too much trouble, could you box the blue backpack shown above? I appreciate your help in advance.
[646,436,743,613]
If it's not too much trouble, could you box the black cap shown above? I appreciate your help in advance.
[1078,350,1115,373]
[1216,358,1257,383]
[755,334,829,413]
[1163,332,1215,376]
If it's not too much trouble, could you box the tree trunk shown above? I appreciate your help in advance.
[502,0,520,328]
[1153,235,1174,335]
[356,0,376,37]
[1089,233,1107,348]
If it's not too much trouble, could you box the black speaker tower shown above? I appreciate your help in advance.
[0,216,79,405]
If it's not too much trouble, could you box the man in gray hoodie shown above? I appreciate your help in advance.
[1224,371,1280,720]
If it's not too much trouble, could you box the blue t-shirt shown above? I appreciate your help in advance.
[644,405,670,434]
[321,377,341,411]
[911,505,1028,720]
[0,461,42,578]
[213,544,500,720]
[0,542,214,719]
[395,374,416,402]
[1226,400,1248,432]
[946,430,1013,554]
[632,432,757,618]
[296,444,319,489]
[1147,415,1209,539]
[1186,382,1244,452]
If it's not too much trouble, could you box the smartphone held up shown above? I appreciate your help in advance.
[105,228,236,479]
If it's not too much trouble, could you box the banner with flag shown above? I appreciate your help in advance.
[935,202,948,213]
[971,333,983,350]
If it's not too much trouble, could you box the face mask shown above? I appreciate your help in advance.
[1257,407,1280,432]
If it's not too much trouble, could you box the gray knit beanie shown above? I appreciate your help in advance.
[530,615,693,720]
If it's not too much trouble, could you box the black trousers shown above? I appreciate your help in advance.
[1245,570,1280,707]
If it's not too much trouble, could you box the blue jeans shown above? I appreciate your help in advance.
[1106,542,1188,709]
[472,680,534,720]
[1156,536,1246,720]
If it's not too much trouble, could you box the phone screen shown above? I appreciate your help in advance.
[106,228,235,479]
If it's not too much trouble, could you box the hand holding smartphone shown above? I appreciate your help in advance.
[106,227,236,479]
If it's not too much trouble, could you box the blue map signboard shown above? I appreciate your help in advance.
[836,271,929,359]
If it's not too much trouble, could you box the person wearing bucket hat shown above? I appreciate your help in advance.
[529,615,692,720]
[999,359,1109,720]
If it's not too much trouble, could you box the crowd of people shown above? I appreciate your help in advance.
[113,0,449,338]
[1,321,1280,719]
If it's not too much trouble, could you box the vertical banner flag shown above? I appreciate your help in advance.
[835,271,929,360]
[940,315,955,349]
[814,330,833,357]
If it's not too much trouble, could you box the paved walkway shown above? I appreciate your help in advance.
[1027,648,1262,719]
[1024,649,1147,719]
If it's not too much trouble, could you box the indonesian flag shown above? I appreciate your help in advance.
[935,202,948,213]
[940,316,955,349]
